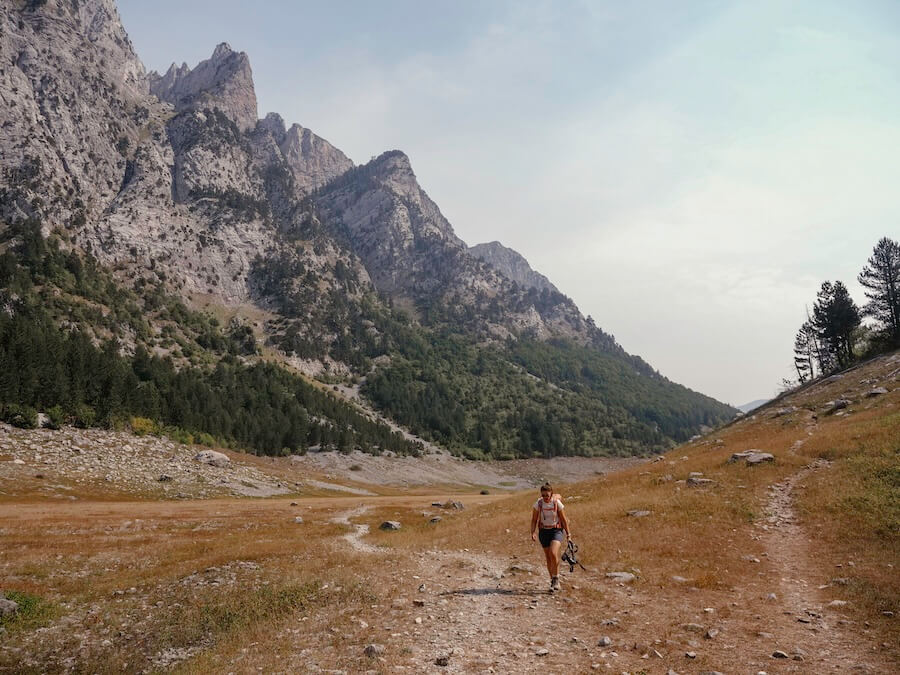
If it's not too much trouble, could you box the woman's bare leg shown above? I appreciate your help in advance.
[548,540,562,578]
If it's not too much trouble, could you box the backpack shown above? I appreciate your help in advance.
[536,494,562,528]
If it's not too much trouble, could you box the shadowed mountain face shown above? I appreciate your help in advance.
[0,0,737,458]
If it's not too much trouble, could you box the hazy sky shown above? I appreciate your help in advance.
[118,0,900,406]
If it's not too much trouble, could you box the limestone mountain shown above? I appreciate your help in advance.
[0,0,736,458]
[469,241,558,294]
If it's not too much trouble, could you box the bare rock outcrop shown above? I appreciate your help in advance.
[149,42,258,132]
[469,241,558,293]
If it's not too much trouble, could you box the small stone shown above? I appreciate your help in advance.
[429,516,442,524]
[672,575,690,584]
[865,387,888,397]
[682,623,705,633]
[379,521,401,531]
[772,650,789,659]
[686,477,714,487]
[414,616,422,625]
[767,593,777,601]
[882,611,895,617]
[290,501,298,506]
[685,651,697,658]
[535,648,549,656]
[364,644,385,657]
[413,599,425,607]
[828,600,848,608]
[293,516,304,524]
[434,655,450,666]
[705,628,719,639]
[598,636,612,647]
[627,510,651,517]
[158,474,173,482]
[442,500,465,510]
[605,572,636,583]
[742,555,761,563]
[0,596,19,617]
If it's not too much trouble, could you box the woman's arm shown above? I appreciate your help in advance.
[530,508,538,541]
[558,505,571,538]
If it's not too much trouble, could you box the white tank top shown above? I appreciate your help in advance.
[534,497,564,528]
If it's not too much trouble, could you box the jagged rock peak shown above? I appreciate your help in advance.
[469,241,559,293]
[259,112,287,141]
[149,43,258,131]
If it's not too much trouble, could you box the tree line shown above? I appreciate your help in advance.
[793,237,900,382]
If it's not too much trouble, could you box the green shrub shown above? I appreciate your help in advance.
[130,416,158,436]
[72,404,96,428]
[2,404,38,429]
[46,405,64,430]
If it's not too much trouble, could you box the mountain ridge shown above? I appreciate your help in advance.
[0,0,737,458]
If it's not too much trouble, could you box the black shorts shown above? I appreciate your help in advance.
[539,528,564,548]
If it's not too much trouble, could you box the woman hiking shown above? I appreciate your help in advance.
[530,482,571,592]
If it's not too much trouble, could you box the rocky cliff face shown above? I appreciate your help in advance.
[149,42,258,132]
[469,241,558,294]
[0,0,626,364]
[0,0,152,229]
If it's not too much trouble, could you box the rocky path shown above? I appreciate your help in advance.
[331,507,625,673]
[757,459,892,673]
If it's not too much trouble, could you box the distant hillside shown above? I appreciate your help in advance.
[737,398,769,413]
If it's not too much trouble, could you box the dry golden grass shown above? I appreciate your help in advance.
[2,350,898,672]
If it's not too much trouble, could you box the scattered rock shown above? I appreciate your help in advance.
[865,387,888,398]
[770,406,797,418]
[442,500,465,510]
[158,474,173,482]
[0,595,19,618]
[627,510,651,518]
[772,650,789,659]
[597,636,612,647]
[682,623,705,633]
[293,516,304,524]
[535,648,549,656]
[429,516,442,524]
[882,611,894,617]
[687,477,715,487]
[193,450,230,468]
[828,600,848,608]
[823,399,851,414]
[364,644,385,657]
[742,555,761,563]
[379,521,401,531]
[290,502,298,506]
[605,572,636,583]
[480,489,490,495]
[434,655,450,667]
[705,628,719,639]
[728,450,775,465]
[685,651,697,658]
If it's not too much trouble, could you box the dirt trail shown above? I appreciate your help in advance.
[331,506,616,672]
[757,458,891,673]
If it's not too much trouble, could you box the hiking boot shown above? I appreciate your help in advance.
[550,576,560,591]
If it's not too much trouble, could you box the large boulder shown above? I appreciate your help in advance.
[194,450,230,468]
[728,450,775,466]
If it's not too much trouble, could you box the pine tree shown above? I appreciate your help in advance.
[793,320,817,382]
[812,281,861,370]
[858,237,900,346]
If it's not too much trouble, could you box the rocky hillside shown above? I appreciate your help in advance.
[0,0,736,458]
[469,241,558,293]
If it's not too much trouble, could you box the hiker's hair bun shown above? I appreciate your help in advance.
[540,482,552,492]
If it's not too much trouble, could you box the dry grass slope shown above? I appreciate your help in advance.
[0,350,897,673]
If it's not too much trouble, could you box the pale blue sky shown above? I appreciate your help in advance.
[119,0,900,405]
